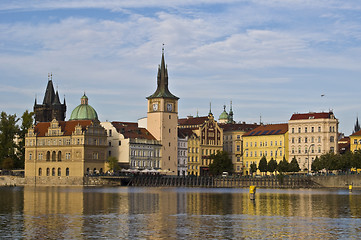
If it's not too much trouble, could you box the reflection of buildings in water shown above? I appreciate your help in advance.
[22,186,132,239]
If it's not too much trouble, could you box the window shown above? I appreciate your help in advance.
[46,168,50,176]
[298,128,301,133]
[58,168,61,176]
[311,137,314,143]
[109,141,112,147]
[52,151,56,161]
[318,127,321,132]
[330,136,334,143]
[270,151,273,156]
[298,147,301,154]
[236,145,240,151]
[318,147,321,153]
[109,129,112,137]
[237,135,240,139]
[275,141,277,146]
[108,151,111,156]
[66,168,70,176]
[119,141,121,146]
[46,151,50,161]
[292,138,294,143]
[58,151,62,162]
[330,147,335,152]
[305,147,308,154]
[52,168,55,176]
[29,153,32,160]
[279,150,282,156]
[354,139,358,144]
[280,141,282,146]
[311,127,314,132]
[237,157,240,162]
[298,137,301,143]
[255,142,257,147]
[270,141,273,146]
[292,128,294,133]
[305,127,308,133]
[292,148,294,154]
[38,168,42,176]
[305,137,308,143]
[318,137,321,143]
[38,153,43,160]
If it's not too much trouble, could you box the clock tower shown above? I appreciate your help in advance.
[146,48,179,175]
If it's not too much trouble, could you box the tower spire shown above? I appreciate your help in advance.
[147,46,179,100]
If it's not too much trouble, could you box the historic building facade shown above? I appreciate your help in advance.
[288,111,339,171]
[25,119,107,185]
[243,123,289,175]
[177,130,188,176]
[34,75,66,123]
[178,113,223,176]
[25,94,107,185]
[146,49,179,175]
[101,121,161,170]
[221,123,259,174]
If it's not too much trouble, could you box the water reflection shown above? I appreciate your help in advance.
[0,186,360,239]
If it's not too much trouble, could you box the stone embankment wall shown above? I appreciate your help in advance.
[313,174,361,188]
[0,176,25,186]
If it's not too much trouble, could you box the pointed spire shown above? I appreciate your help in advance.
[53,90,61,104]
[43,75,56,105]
[209,102,213,116]
[63,95,66,105]
[354,116,360,134]
[147,46,179,100]
[228,100,234,123]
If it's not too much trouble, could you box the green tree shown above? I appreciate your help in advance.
[107,156,120,172]
[267,158,278,174]
[277,156,289,173]
[2,157,14,170]
[249,162,257,175]
[311,156,322,172]
[258,156,268,175]
[289,157,300,173]
[16,110,34,169]
[209,151,233,176]
[0,112,19,169]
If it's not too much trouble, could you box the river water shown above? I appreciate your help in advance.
[0,186,360,239]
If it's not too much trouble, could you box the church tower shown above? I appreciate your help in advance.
[146,48,179,175]
[34,74,66,123]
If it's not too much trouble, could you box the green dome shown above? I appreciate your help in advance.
[69,94,98,121]
[219,105,229,120]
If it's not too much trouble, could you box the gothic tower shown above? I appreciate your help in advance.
[34,74,66,123]
[146,48,179,175]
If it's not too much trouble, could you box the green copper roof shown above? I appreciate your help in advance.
[219,105,229,120]
[147,49,179,100]
[69,94,98,121]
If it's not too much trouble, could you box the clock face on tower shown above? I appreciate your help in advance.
[153,103,158,111]
[167,103,173,112]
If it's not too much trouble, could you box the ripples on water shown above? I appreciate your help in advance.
[0,186,360,239]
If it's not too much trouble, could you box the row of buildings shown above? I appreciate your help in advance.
[24,50,358,184]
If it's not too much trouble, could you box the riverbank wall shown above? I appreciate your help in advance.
[2,174,361,189]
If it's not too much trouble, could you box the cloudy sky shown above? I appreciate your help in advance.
[1,0,361,135]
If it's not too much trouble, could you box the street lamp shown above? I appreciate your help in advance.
[307,144,315,175]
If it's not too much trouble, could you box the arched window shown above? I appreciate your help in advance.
[58,151,62,162]
[52,168,55,176]
[66,168,69,176]
[58,168,61,176]
[46,151,50,161]
[46,168,50,176]
[39,168,42,176]
[52,151,56,161]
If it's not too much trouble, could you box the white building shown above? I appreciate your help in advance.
[178,131,188,176]
[101,121,161,169]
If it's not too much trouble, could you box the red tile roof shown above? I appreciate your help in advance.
[351,130,361,136]
[178,116,209,127]
[34,120,93,137]
[178,128,197,138]
[243,123,288,137]
[290,112,335,120]
[111,121,156,140]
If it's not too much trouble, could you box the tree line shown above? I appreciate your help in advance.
[0,111,34,170]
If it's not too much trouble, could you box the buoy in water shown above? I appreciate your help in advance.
[250,185,256,200]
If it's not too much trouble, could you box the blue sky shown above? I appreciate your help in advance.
[1,1,361,135]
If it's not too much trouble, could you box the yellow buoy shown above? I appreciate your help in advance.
[250,185,256,200]
[349,185,353,192]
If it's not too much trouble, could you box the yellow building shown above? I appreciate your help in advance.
[25,94,108,185]
[178,113,223,176]
[221,123,258,174]
[243,124,289,175]
[350,130,361,152]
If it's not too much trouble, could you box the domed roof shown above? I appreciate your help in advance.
[69,94,98,121]
[219,105,229,120]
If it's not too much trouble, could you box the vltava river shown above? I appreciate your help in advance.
[0,186,360,239]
